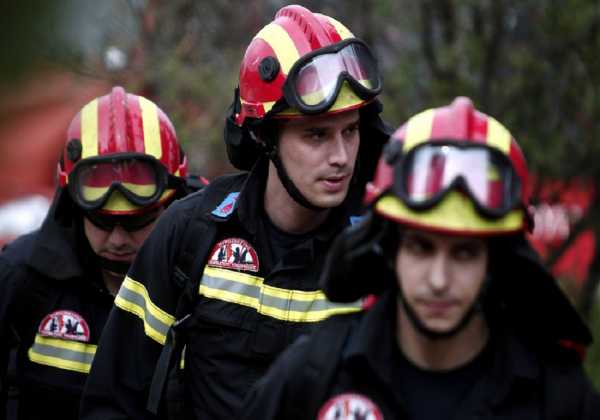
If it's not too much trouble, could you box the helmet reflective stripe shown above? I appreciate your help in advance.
[486,116,511,154]
[139,96,162,160]
[325,16,354,40]
[376,192,525,234]
[81,99,99,159]
[403,109,435,151]
[255,23,300,75]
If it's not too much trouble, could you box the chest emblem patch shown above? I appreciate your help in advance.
[207,237,259,272]
[318,392,384,420]
[38,310,90,342]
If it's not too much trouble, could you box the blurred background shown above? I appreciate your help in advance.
[1,0,599,385]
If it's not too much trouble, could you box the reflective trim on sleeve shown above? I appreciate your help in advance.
[199,267,362,322]
[114,276,175,345]
[28,335,96,374]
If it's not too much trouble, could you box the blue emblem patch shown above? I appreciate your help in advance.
[212,192,240,218]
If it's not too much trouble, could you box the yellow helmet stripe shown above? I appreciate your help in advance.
[486,116,511,154]
[255,22,300,75]
[403,109,435,151]
[375,192,524,233]
[81,99,99,159]
[139,96,162,160]
[325,16,355,40]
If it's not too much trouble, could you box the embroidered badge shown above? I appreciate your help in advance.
[211,192,240,218]
[318,393,384,420]
[38,310,90,342]
[207,238,259,272]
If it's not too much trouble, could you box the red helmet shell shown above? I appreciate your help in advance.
[58,86,187,187]
[235,5,361,125]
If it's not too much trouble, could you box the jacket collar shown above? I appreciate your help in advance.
[343,289,542,405]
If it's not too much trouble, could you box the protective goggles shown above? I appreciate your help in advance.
[85,208,161,232]
[282,38,382,115]
[68,154,183,212]
[392,142,522,218]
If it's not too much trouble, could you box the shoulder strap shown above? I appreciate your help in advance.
[147,205,218,416]
[287,314,356,420]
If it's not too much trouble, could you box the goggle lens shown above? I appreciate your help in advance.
[398,144,517,214]
[78,159,159,202]
[292,41,380,109]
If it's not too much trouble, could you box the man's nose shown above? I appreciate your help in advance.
[328,133,350,166]
[428,254,450,293]
[106,225,131,247]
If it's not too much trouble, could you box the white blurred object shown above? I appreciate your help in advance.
[104,46,128,71]
[0,195,51,240]
[531,203,582,242]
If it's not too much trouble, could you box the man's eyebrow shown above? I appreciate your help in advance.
[303,126,328,134]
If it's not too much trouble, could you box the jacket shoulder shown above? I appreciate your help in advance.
[169,171,248,217]
[0,231,38,268]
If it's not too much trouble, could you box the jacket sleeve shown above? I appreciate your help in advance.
[80,199,195,420]
[239,336,312,420]
[579,369,600,419]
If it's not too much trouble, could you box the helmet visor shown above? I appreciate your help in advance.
[68,155,171,211]
[284,39,381,114]
[394,143,520,218]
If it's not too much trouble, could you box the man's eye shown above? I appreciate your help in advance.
[404,238,431,255]
[453,246,480,260]
[343,124,359,136]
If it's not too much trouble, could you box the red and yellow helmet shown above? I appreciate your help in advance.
[366,97,530,236]
[234,4,381,126]
[57,86,187,215]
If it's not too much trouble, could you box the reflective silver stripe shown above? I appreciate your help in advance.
[114,276,175,345]
[28,335,96,374]
[200,267,362,322]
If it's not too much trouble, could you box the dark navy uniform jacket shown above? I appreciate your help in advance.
[0,192,113,420]
[240,290,600,420]
[80,162,363,420]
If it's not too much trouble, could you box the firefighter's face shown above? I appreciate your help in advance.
[395,229,488,335]
[275,109,360,208]
[83,209,163,264]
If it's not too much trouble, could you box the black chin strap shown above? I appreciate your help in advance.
[397,273,492,341]
[266,146,327,212]
[97,256,131,276]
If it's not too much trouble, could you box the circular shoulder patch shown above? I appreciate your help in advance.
[318,392,384,420]
[38,310,90,342]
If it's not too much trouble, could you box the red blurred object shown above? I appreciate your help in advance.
[528,177,596,288]
[0,71,110,244]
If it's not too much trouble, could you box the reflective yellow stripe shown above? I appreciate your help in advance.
[139,96,162,159]
[403,109,435,151]
[114,276,175,345]
[28,335,96,374]
[325,16,355,40]
[486,116,511,154]
[81,99,98,158]
[375,192,524,233]
[255,23,299,75]
[200,266,362,322]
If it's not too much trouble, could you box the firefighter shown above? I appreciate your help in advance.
[0,86,200,420]
[80,4,390,420]
[239,97,600,419]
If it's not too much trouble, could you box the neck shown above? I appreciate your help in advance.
[102,269,126,297]
[396,306,489,371]
[264,161,330,234]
